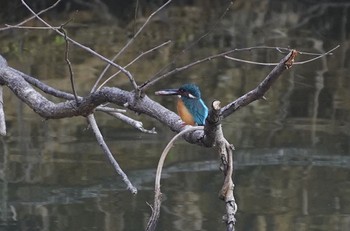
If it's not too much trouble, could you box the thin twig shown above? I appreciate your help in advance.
[0,0,62,31]
[146,126,203,231]
[180,0,234,53]
[144,0,234,86]
[220,50,296,119]
[105,111,157,134]
[2,25,60,30]
[0,86,6,136]
[154,126,203,190]
[224,45,339,66]
[118,0,171,60]
[298,50,335,56]
[0,57,7,136]
[93,0,172,92]
[96,106,126,113]
[134,0,140,35]
[294,45,339,64]
[140,49,235,90]
[60,26,79,104]
[9,67,76,100]
[224,55,279,66]
[87,114,137,194]
[141,45,338,90]
[20,0,138,91]
[94,40,171,92]
[140,46,290,90]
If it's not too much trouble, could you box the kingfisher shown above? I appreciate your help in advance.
[155,83,208,125]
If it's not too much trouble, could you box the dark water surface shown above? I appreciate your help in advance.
[0,1,349,230]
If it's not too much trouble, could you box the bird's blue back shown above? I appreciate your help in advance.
[181,97,208,125]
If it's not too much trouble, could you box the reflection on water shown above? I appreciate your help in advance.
[0,0,349,230]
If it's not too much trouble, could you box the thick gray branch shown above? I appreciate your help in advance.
[0,61,185,132]
[0,50,294,146]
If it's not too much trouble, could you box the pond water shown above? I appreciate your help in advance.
[0,0,349,231]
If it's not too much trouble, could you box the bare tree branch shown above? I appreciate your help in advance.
[220,141,237,231]
[60,26,79,104]
[224,44,339,66]
[1,68,125,119]
[141,45,337,90]
[6,66,156,134]
[141,0,233,89]
[87,114,137,194]
[0,1,341,229]
[293,45,339,65]
[220,50,298,118]
[146,100,239,231]
[2,45,334,148]
[0,86,6,136]
[0,48,304,147]
[140,46,290,90]
[0,62,185,137]
[95,40,172,92]
[106,111,157,134]
[206,100,237,231]
[20,0,138,91]
[10,67,76,100]
[140,49,238,90]
[0,0,62,31]
[146,126,203,231]
[96,106,126,113]
[93,0,172,92]
[0,56,6,136]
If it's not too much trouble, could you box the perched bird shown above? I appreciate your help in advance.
[155,83,208,125]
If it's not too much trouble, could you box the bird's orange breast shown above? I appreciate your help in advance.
[177,99,195,125]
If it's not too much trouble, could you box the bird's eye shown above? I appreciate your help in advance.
[187,93,196,99]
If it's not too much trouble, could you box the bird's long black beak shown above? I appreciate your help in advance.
[155,89,180,96]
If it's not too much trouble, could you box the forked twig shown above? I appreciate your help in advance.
[92,0,172,92]
[140,48,239,90]
[224,45,339,66]
[94,40,171,92]
[141,45,338,90]
[0,0,62,31]
[141,0,234,89]
[139,46,289,90]
[219,46,339,119]
[20,0,138,90]
[293,45,339,64]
